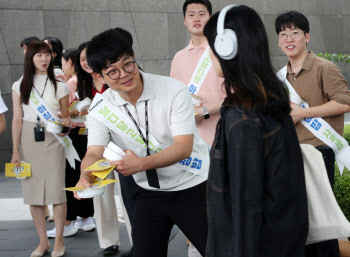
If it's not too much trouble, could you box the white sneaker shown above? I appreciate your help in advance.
[47,223,78,238]
[74,217,96,231]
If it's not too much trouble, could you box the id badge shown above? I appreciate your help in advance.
[145,168,160,188]
[34,123,45,142]
[78,128,88,135]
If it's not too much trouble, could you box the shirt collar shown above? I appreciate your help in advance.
[112,71,155,106]
[302,51,316,71]
[188,39,209,50]
[287,51,316,74]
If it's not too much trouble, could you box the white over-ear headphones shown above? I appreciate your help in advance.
[214,4,239,60]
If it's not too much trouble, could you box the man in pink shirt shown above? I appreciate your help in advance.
[170,1,225,256]
[171,0,225,147]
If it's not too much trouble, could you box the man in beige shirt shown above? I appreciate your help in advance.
[275,11,350,257]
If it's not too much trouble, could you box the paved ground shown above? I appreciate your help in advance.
[2,117,350,257]
[0,174,189,257]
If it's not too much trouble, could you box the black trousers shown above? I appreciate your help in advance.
[65,127,94,221]
[305,146,340,257]
[125,177,208,257]
[118,174,134,227]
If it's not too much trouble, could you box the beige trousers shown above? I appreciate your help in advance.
[94,170,132,248]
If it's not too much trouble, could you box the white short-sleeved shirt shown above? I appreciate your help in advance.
[12,74,69,123]
[87,71,208,191]
[0,90,8,114]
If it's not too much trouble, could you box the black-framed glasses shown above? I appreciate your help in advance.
[277,31,305,42]
[103,58,136,80]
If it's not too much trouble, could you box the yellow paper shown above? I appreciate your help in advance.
[84,159,115,171]
[64,179,118,192]
[5,163,31,178]
[48,120,62,125]
[91,166,115,180]
[68,101,80,111]
[78,128,88,135]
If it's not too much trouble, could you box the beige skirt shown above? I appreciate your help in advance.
[20,120,66,205]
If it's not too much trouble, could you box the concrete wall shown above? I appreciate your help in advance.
[1,0,350,165]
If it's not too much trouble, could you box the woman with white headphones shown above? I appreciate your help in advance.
[204,5,308,257]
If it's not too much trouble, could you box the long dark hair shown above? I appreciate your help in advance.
[204,5,290,114]
[20,40,57,105]
[44,37,63,68]
[76,42,93,100]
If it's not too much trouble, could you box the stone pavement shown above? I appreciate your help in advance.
[0,174,188,257]
[2,117,350,257]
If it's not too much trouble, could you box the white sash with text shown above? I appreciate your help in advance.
[29,89,81,168]
[187,46,212,97]
[277,66,350,174]
[89,94,209,177]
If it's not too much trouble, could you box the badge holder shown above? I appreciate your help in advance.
[34,116,45,142]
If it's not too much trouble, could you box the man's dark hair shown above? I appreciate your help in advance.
[20,37,39,48]
[114,27,133,45]
[183,0,212,16]
[275,11,309,35]
[86,29,134,75]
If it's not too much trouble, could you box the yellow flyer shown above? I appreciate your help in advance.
[5,163,31,178]
[84,159,115,171]
[48,120,63,125]
[68,100,80,111]
[64,179,118,192]
[78,128,88,135]
[91,166,115,180]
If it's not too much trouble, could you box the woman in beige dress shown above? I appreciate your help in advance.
[11,40,70,257]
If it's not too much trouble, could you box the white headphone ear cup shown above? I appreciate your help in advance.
[214,29,238,60]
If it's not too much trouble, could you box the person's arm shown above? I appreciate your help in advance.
[112,134,193,176]
[11,90,23,167]
[0,113,5,134]
[74,145,105,200]
[194,99,224,123]
[74,109,111,199]
[0,92,8,134]
[225,119,264,256]
[169,53,179,79]
[58,95,71,134]
[290,62,350,124]
[290,100,350,124]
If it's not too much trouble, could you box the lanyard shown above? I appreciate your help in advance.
[123,101,150,156]
[123,100,160,188]
[92,81,97,94]
[92,82,107,95]
[34,76,49,124]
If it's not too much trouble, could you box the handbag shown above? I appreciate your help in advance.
[301,144,350,244]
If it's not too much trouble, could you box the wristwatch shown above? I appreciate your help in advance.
[203,107,210,119]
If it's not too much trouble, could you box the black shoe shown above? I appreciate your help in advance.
[103,245,119,256]
[121,247,133,257]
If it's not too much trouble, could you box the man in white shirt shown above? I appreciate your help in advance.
[75,28,209,257]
